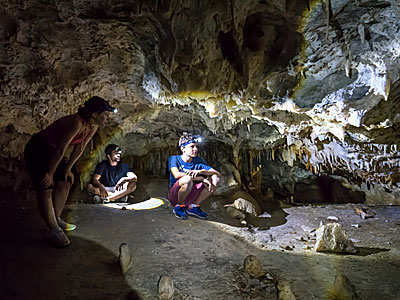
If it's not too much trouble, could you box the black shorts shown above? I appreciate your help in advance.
[24,134,68,190]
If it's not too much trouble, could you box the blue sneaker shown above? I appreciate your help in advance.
[173,205,187,220]
[186,206,208,219]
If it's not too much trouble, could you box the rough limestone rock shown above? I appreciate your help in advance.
[314,223,358,254]
[233,198,258,216]
[331,274,363,300]
[158,274,174,299]
[226,206,246,221]
[277,280,297,300]
[225,189,263,215]
[1,0,400,205]
[118,243,132,273]
[243,255,265,278]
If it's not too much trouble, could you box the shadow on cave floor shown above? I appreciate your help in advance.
[321,247,391,257]
[0,190,141,300]
[2,184,400,299]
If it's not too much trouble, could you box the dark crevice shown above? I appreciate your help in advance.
[218,30,238,65]
[217,30,243,75]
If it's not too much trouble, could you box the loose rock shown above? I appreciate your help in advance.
[225,198,258,216]
[226,206,246,221]
[354,205,375,219]
[243,255,266,278]
[314,223,358,254]
[158,274,174,299]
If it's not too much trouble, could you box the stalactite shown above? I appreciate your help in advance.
[325,0,333,41]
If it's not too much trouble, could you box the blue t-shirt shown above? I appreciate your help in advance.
[94,160,131,187]
[168,155,211,189]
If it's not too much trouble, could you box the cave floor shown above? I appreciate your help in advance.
[1,176,400,300]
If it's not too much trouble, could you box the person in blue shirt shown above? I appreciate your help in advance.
[168,132,221,220]
[87,144,137,203]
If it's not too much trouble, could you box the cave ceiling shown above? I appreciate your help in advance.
[1,0,400,203]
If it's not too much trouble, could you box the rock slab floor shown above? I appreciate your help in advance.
[1,186,400,300]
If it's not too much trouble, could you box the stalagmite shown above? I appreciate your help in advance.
[358,24,365,44]
[243,255,265,278]
[331,274,362,300]
[118,243,132,273]
[325,0,332,40]
[158,274,174,299]
[345,57,351,78]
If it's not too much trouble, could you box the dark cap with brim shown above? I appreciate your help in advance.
[84,96,117,113]
[105,144,121,155]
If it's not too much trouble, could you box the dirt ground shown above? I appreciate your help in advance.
[1,173,400,300]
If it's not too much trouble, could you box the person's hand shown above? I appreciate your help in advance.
[64,169,74,185]
[41,173,54,189]
[202,177,216,192]
[187,170,202,178]
[99,186,109,199]
[115,180,126,191]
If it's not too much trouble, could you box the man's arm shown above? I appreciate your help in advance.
[91,173,109,198]
[115,171,138,191]
[187,168,221,181]
[188,168,221,192]
[170,167,187,180]
[209,168,221,187]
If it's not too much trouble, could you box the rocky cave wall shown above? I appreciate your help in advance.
[1,0,400,205]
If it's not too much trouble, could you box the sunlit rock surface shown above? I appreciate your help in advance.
[314,223,358,254]
[1,0,400,204]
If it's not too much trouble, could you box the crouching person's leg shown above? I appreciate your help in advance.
[187,177,220,220]
[169,175,193,220]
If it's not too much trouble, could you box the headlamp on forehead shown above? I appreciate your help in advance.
[181,136,203,147]
[105,144,121,156]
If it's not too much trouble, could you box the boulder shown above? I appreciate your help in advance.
[225,190,262,216]
[226,206,246,221]
[314,223,358,254]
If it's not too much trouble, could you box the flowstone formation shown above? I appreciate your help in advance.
[0,0,399,204]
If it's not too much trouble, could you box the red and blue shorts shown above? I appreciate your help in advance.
[167,180,205,207]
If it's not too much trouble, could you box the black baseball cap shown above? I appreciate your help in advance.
[105,144,121,155]
[84,96,117,113]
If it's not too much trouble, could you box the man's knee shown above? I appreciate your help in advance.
[127,182,136,193]
[179,175,193,189]
[87,183,100,195]
[87,183,95,192]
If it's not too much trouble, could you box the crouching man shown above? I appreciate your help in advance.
[87,144,137,203]
[168,132,221,220]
